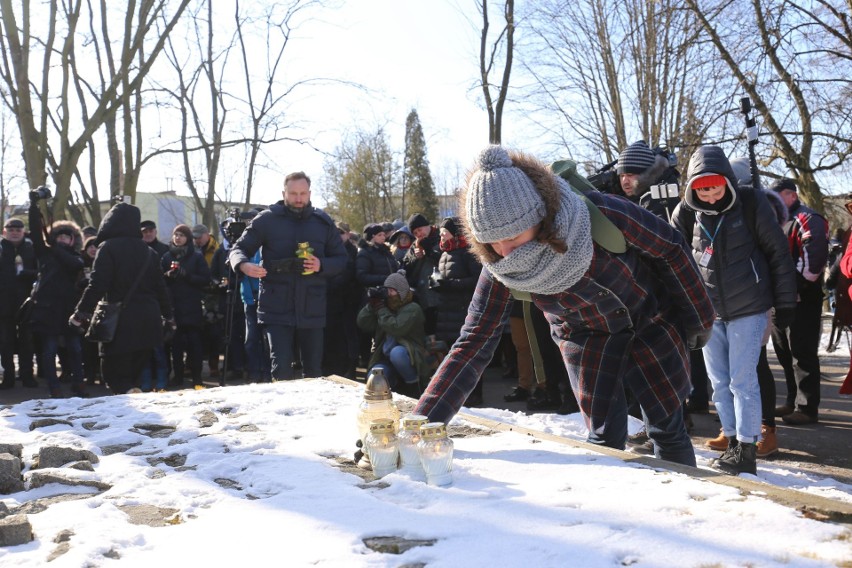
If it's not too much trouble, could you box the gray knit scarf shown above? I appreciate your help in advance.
[484,186,593,295]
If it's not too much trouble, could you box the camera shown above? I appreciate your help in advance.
[222,207,247,243]
[367,286,388,300]
[587,159,620,194]
[29,186,52,202]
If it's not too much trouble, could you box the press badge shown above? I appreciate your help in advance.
[699,246,713,267]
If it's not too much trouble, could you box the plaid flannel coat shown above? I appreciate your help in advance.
[414,192,715,433]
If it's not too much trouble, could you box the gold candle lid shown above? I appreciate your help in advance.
[369,418,396,434]
[401,414,429,431]
[419,422,448,439]
[363,368,392,401]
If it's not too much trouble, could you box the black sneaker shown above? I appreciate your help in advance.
[503,386,530,402]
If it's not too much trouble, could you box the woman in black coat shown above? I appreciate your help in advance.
[72,203,173,395]
[355,223,399,288]
[161,224,211,389]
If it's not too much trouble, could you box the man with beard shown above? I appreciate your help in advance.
[228,171,346,381]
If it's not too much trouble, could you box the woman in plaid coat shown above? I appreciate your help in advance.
[413,146,714,466]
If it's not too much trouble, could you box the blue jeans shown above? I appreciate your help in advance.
[703,312,768,444]
[38,331,84,389]
[585,380,696,467]
[139,345,168,391]
[244,304,270,380]
[265,325,323,380]
[371,344,418,388]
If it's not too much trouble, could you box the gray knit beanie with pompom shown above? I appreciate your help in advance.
[465,145,546,243]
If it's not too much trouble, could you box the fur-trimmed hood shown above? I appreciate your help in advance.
[629,154,672,199]
[460,149,568,265]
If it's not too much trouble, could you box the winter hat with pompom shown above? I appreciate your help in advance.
[465,145,546,243]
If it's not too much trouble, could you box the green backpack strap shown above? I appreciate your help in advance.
[551,159,627,254]
[507,290,547,387]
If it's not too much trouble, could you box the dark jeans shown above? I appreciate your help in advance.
[139,345,169,391]
[265,325,322,380]
[1,317,34,383]
[586,380,696,467]
[172,326,203,385]
[771,291,822,416]
[244,304,270,381]
[37,331,83,390]
[756,346,776,427]
[103,349,151,394]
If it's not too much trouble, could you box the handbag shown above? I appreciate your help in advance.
[85,251,151,343]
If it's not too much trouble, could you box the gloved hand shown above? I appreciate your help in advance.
[687,327,713,350]
[772,307,796,330]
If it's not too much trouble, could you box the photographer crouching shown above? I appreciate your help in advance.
[356,270,431,397]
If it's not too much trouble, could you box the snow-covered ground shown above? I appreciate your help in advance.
[1,378,850,567]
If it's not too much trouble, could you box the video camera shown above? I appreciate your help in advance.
[29,186,52,202]
[587,159,620,194]
[222,207,247,243]
[367,286,389,300]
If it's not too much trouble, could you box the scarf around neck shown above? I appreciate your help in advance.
[483,187,594,296]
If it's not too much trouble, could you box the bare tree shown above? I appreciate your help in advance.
[684,0,852,211]
[519,0,730,171]
[478,0,515,144]
[0,0,191,219]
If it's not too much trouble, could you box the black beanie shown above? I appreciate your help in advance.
[407,213,430,231]
[770,178,797,193]
[440,216,461,236]
[616,141,656,175]
[363,223,384,242]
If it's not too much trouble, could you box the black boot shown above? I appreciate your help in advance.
[713,439,757,476]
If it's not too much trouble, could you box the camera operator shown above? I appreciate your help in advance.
[211,212,248,381]
[357,270,431,398]
[615,141,679,217]
[25,187,87,398]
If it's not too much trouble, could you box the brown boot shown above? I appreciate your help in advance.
[756,425,778,458]
[706,428,729,451]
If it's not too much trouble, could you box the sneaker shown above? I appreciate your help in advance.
[194,384,206,391]
[626,429,649,447]
[756,425,778,458]
[781,410,818,425]
[503,386,530,402]
[774,404,794,417]
[713,441,757,476]
[706,428,729,451]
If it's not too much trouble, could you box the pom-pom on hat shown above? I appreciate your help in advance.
[363,223,384,242]
[383,269,410,298]
[616,140,656,175]
[464,145,546,244]
[407,213,430,232]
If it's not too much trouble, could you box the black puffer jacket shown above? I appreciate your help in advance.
[434,245,482,344]
[355,241,398,287]
[671,146,797,320]
[401,226,442,309]
[75,203,173,354]
[27,204,84,336]
[162,242,210,327]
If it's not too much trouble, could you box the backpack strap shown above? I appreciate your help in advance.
[550,159,627,254]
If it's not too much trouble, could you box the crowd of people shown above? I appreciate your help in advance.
[0,142,844,477]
